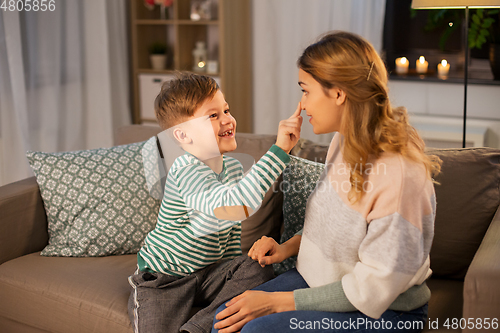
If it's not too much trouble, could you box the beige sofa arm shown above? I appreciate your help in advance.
[463,204,500,330]
[0,177,48,265]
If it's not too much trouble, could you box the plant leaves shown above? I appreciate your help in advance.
[478,34,487,48]
[477,9,484,19]
[482,18,494,28]
[473,14,481,25]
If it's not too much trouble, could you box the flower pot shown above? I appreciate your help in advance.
[150,54,167,70]
[489,43,500,80]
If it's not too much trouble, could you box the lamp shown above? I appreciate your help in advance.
[412,0,500,148]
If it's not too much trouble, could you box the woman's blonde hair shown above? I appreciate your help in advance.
[298,31,441,203]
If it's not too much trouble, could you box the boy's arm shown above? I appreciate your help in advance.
[213,204,253,221]
[175,145,289,219]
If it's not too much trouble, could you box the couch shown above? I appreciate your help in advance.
[1,124,499,333]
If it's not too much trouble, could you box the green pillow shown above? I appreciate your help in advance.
[26,141,160,257]
[273,155,325,275]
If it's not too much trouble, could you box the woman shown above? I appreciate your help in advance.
[212,31,441,333]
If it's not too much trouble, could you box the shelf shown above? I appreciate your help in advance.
[177,20,219,25]
[389,74,500,86]
[137,68,177,74]
[135,19,218,25]
[135,19,175,25]
[137,68,220,76]
[130,0,253,131]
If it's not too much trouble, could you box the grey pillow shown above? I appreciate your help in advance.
[273,155,325,275]
[26,141,160,257]
[427,148,500,279]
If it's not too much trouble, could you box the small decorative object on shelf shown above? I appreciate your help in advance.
[437,59,450,78]
[192,41,207,72]
[416,56,428,74]
[190,0,213,21]
[395,57,409,74]
[149,42,168,70]
[144,0,174,20]
[206,60,219,74]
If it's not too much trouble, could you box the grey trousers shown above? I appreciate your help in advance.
[128,255,274,333]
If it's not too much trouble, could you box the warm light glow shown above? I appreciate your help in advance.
[419,56,426,64]
[437,59,450,77]
[449,22,454,27]
[395,57,409,74]
[198,61,206,68]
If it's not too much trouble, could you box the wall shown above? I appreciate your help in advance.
[389,80,500,148]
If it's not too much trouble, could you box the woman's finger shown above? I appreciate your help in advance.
[290,102,302,118]
[218,317,250,333]
[225,292,247,308]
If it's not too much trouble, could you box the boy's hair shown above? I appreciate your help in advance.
[154,72,219,130]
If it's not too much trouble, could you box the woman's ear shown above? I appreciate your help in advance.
[333,88,346,106]
[172,127,192,144]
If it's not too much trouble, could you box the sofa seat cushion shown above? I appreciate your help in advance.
[0,252,135,333]
[424,278,463,332]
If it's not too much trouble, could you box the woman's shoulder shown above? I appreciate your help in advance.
[366,151,434,205]
[365,151,435,224]
[371,150,428,181]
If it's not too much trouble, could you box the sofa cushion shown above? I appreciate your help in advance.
[273,156,325,275]
[27,142,160,257]
[290,138,329,163]
[0,252,135,333]
[427,148,500,279]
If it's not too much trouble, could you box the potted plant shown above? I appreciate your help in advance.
[149,42,168,70]
[468,9,500,79]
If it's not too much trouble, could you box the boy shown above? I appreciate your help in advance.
[128,73,302,333]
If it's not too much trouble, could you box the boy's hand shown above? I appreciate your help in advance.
[275,103,302,153]
[248,236,284,267]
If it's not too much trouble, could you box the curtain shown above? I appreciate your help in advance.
[252,0,386,144]
[0,0,131,186]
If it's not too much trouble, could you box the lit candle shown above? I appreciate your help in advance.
[437,59,450,77]
[395,57,409,74]
[416,56,428,74]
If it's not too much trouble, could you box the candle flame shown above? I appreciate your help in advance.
[441,59,448,67]
[419,56,425,64]
[401,57,407,64]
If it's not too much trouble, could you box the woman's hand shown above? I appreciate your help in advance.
[214,290,295,333]
[248,235,302,267]
[275,102,303,153]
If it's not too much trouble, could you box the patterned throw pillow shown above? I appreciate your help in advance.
[273,155,325,275]
[26,141,161,257]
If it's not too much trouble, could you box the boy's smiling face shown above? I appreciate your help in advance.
[190,90,237,155]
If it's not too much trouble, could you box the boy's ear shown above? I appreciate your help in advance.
[172,128,192,144]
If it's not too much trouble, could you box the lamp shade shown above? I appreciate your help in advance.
[412,0,500,8]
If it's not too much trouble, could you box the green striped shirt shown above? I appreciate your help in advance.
[138,144,290,277]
